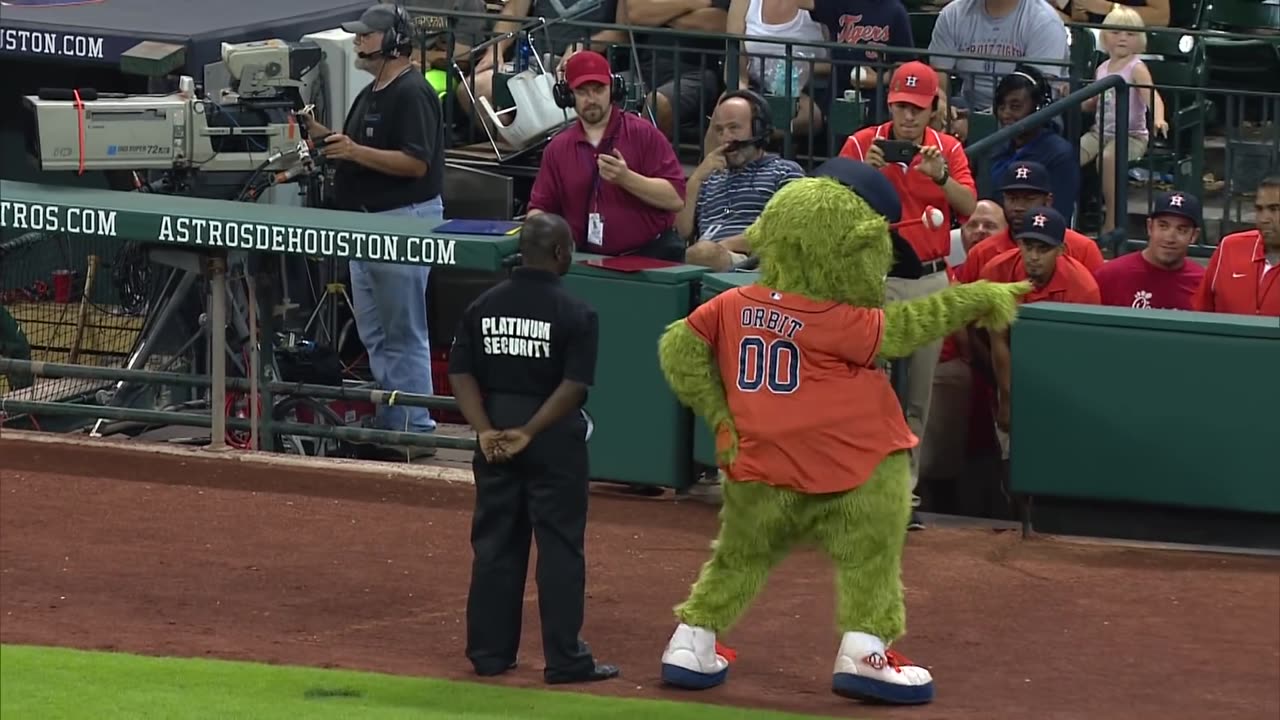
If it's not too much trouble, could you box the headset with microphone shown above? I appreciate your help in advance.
[355,3,414,60]
[718,89,773,152]
[552,64,627,110]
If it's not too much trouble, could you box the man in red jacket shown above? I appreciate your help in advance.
[1193,175,1280,316]
[837,60,976,519]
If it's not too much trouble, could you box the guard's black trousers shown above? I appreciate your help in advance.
[465,397,595,681]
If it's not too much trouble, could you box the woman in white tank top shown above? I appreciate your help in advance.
[716,0,830,147]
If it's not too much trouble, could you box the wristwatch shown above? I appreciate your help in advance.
[933,165,949,186]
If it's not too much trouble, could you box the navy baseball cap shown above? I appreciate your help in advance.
[1150,190,1202,228]
[1015,206,1066,247]
[811,157,925,279]
[1000,161,1052,193]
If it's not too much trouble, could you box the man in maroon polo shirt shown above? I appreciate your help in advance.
[528,52,687,259]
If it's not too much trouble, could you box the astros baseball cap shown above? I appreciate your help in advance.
[564,51,612,90]
[1015,206,1067,247]
[887,61,939,109]
[1000,161,1052,193]
[342,4,402,34]
[1150,190,1202,228]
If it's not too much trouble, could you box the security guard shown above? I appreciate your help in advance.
[447,213,620,684]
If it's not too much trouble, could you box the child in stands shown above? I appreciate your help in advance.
[1079,6,1168,235]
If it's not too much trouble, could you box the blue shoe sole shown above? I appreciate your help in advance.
[661,663,728,690]
[832,673,934,704]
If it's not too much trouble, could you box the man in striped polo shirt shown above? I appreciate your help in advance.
[678,90,805,272]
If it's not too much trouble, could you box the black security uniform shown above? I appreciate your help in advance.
[448,267,600,681]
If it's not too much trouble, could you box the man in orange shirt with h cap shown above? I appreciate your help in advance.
[837,60,976,519]
[979,205,1099,454]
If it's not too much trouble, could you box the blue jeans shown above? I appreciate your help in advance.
[350,197,444,433]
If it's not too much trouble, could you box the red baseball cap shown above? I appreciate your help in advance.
[564,51,611,90]
[887,61,939,109]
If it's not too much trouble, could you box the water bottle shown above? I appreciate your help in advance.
[515,31,532,72]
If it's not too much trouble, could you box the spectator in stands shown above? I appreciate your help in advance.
[948,198,1005,266]
[837,60,975,513]
[1049,0,1170,26]
[922,198,1006,494]
[1095,190,1204,310]
[1193,174,1280,317]
[1079,6,1167,235]
[527,52,688,259]
[987,64,1077,220]
[928,0,1069,112]
[405,0,488,108]
[456,0,623,121]
[723,0,830,143]
[680,91,805,271]
[304,4,447,458]
[618,0,729,142]
[958,161,1103,283]
[979,206,1099,442]
[933,93,969,143]
[809,0,915,121]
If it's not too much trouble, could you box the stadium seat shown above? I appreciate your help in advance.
[1200,0,1280,91]
[909,12,938,52]
[1141,33,1213,194]
[1170,0,1206,27]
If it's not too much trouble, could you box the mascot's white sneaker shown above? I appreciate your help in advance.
[660,623,734,689]
[831,631,934,705]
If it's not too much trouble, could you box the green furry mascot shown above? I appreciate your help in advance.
[656,165,1030,705]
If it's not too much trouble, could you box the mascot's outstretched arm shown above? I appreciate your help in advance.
[878,280,1032,360]
[658,320,736,463]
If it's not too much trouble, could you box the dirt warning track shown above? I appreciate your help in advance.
[2,436,1277,720]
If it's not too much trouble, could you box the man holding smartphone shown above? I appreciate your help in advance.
[836,60,976,530]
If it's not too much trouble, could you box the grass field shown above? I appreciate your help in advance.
[0,645,835,720]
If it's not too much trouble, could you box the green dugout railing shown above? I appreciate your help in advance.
[0,178,519,454]
[0,180,716,488]
[564,255,709,489]
[1009,303,1280,517]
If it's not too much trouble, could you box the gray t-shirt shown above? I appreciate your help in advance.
[928,0,1068,111]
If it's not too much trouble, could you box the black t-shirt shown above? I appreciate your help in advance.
[332,68,444,212]
[448,268,599,402]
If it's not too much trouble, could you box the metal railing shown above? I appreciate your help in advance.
[0,358,478,451]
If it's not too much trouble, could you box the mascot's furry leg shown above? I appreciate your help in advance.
[810,451,933,704]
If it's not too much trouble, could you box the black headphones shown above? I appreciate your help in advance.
[1005,64,1051,111]
[553,69,627,110]
[380,4,414,59]
[719,88,773,148]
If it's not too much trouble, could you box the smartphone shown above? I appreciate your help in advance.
[874,138,920,165]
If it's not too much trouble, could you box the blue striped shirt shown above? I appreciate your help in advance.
[694,155,805,242]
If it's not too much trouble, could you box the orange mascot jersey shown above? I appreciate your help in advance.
[684,285,918,495]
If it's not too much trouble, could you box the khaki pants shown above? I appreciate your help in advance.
[884,269,952,501]
[920,357,972,482]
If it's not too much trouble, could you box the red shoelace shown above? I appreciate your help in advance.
[714,641,738,664]
[884,649,916,673]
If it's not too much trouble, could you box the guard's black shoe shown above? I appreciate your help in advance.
[907,512,926,531]
[545,662,620,684]
[473,660,518,677]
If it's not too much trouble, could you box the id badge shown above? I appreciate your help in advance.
[587,212,604,247]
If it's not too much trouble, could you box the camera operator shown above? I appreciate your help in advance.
[303,3,447,456]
